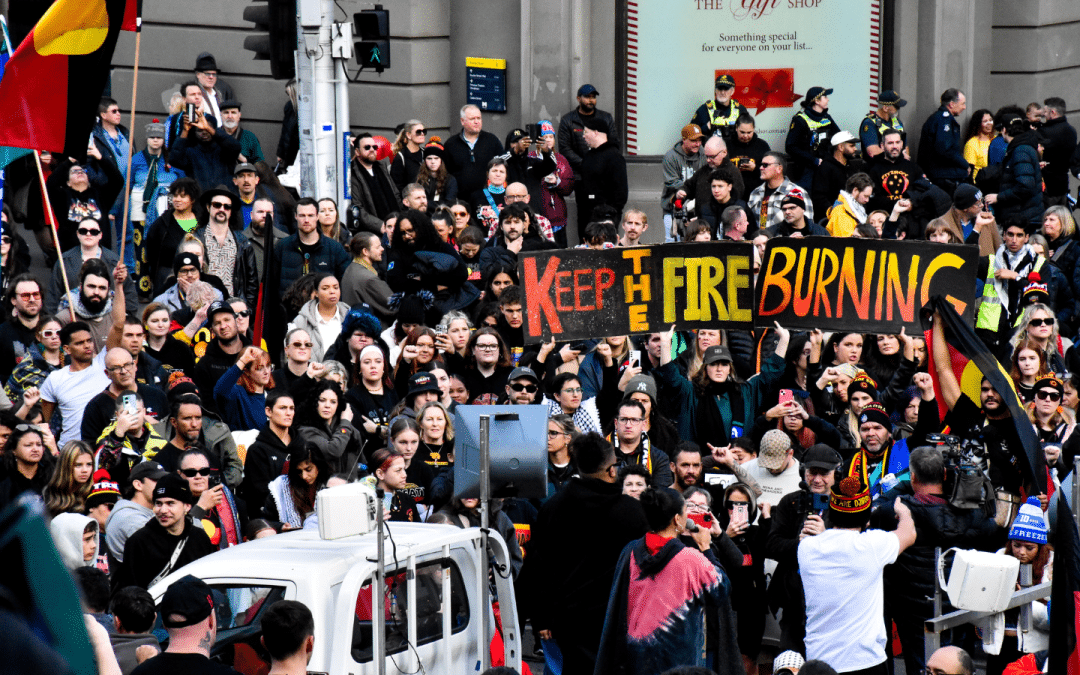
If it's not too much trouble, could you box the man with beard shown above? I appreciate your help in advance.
[59,258,125,351]
[150,391,240,489]
[195,187,259,307]
[271,198,350,299]
[558,84,620,181]
[866,129,924,215]
[192,301,251,415]
[40,322,111,446]
[842,402,912,502]
[478,202,555,269]
[859,90,908,160]
[670,443,704,492]
[0,274,44,382]
[242,198,285,278]
[218,101,264,165]
[349,133,401,235]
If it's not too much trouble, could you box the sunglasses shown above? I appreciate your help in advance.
[181,467,213,477]
[413,128,426,135]
[1035,390,1062,401]
[235,309,252,318]
[361,144,377,150]
[510,383,538,393]
[210,202,232,210]
[0,236,9,244]
[1029,317,1055,327]
[40,330,59,338]
[290,341,313,348]
[17,292,41,300]
[77,227,101,236]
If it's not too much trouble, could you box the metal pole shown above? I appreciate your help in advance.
[479,414,491,673]
[375,487,386,675]
[117,27,141,266]
[925,547,943,666]
[1073,456,1080,525]
[334,54,350,215]
[296,0,337,200]
[1018,564,1033,631]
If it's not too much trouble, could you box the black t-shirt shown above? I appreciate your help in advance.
[131,652,239,675]
[80,384,171,444]
[945,393,1025,494]
[0,318,39,383]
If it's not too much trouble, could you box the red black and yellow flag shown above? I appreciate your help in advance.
[1050,495,1080,674]
[924,296,1047,494]
[0,0,140,162]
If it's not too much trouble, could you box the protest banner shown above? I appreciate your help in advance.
[754,238,979,333]
[518,242,755,343]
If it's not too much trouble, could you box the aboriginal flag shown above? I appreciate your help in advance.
[923,296,1046,494]
[0,0,141,163]
[1050,495,1080,674]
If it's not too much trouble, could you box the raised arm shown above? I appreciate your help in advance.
[931,312,961,409]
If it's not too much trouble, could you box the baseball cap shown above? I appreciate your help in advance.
[129,461,169,485]
[233,162,257,175]
[702,345,733,366]
[878,90,907,108]
[159,575,215,628]
[206,300,236,321]
[508,367,539,384]
[758,429,792,470]
[153,473,195,505]
[803,444,842,472]
[624,374,658,401]
[577,84,599,97]
[830,130,858,146]
[507,128,527,144]
[681,124,706,141]
[715,74,736,89]
[407,372,441,398]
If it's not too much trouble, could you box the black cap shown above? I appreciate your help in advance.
[153,473,195,505]
[577,84,599,97]
[508,367,539,384]
[507,128,527,144]
[233,162,257,176]
[159,575,215,627]
[129,461,169,485]
[219,99,241,111]
[172,251,200,274]
[194,52,218,72]
[407,372,441,398]
[878,90,907,108]
[206,300,235,321]
[803,444,842,471]
[582,117,610,135]
[715,74,736,89]
[802,86,833,107]
[702,345,733,365]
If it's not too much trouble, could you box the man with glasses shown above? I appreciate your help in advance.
[196,186,259,307]
[0,274,45,383]
[924,646,972,675]
[503,367,541,405]
[81,347,169,445]
[194,52,235,124]
[483,182,555,241]
[47,218,137,318]
[530,431,647,675]
[675,136,746,236]
[747,152,814,229]
[611,399,673,488]
[349,132,401,234]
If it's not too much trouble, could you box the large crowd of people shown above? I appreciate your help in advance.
[2,55,1079,675]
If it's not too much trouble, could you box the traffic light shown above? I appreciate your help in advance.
[243,0,297,80]
[353,5,390,72]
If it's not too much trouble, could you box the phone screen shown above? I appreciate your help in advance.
[812,493,829,512]
[779,389,794,405]
[733,503,749,525]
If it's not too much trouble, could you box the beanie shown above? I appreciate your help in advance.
[849,373,878,400]
[1008,496,1048,544]
[828,474,871,529]
[857,402,891,429]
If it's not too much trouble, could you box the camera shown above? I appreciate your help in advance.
[927,433,992,510]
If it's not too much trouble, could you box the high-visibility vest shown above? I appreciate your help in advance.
[706,99,742,131]
[795,110,834,153]
[867,113,904,141]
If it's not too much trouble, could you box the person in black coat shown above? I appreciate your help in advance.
[270,198,351,299]
[168,110,242,193]
[917,89,971,193]
[986,116,1044,230]
[501,129,557,206]
[46,153,123,252]
[477,203,556,270]
[811,131,860,217]
[1039,98,1077,204]
[384,209,468,298]
[443,105,506,201]
[240,390,294,511]
[869,446,998,675]
[526,432,647,675]
[576,118,628,236]
[194,187,260,308]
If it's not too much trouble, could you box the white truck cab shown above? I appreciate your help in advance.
[149,487,522,675]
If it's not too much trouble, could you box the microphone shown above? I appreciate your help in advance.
[684,518,700,533]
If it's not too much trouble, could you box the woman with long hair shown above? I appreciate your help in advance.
[1011,304,1071,376]
[393,327,438,395]
[143,177,201,296]
[417,401,454,471]
[264,441,328,527]
[963,108,996,180]
[751,396,842,461]
[1010,339,1050,403]
[386,417,436,516]
[595,486,741,675]
[295,380,362,477]
[434,310,473,364]
[42,440,94,517]
[389,120,427,189]
[0,425,53,506]
[461,327,514,405]
[926,219,964,244]
[5,316,66,431]
[346,344,399,454]
[141,303,196,375]
[317,198,349,244]
[822,331,864,367]
[675,327,723,380]
[656,323,790,447]
[1040,205,1078,275]
[449,199,478,241]
[366,447,421,522]
[546,414,578,500]
[416,142,458,206]
[214,346,274,431]
[1026,375,1074,445]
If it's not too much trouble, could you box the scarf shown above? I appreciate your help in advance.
[60,292,113,321]
[994,243,1039,315]
[486,183,506,194]
[268,475,303,527]
[839,190,867,224]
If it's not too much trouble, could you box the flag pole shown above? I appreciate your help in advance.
[33,151,76,323]
[118,19,142,265]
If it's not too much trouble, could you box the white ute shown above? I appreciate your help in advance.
[149,483,522,675]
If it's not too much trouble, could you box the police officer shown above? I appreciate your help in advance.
[691,74,749,142]
[859,90,908,160]
[917,88,970,194]
[785,86,840,191]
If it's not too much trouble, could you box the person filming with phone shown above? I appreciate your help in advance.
[765,443,842,654]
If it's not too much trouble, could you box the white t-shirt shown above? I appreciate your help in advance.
[741,459,802,507]
[40,349,109,446]
[799,528,900,671]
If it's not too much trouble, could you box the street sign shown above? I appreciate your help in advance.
[466,57,506,113]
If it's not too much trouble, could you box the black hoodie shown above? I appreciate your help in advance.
[240,427,290,510]
[118,516,214,590]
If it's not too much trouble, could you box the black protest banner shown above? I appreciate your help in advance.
[754,238,979,333]
[519,242,755,343]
